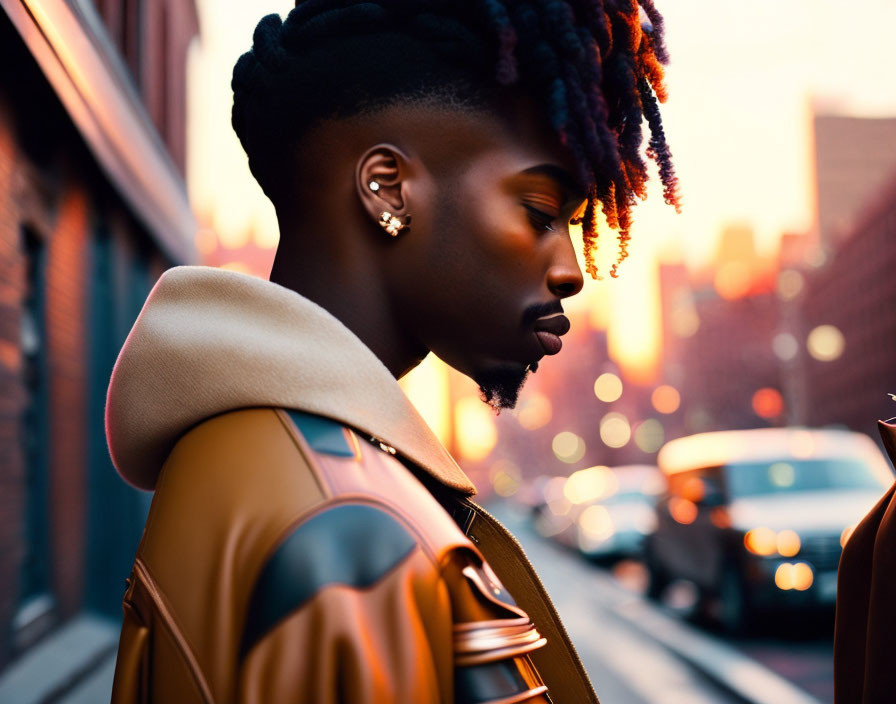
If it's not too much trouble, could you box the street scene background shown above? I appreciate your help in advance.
[2,0,896,702]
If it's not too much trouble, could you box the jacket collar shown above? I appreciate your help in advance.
[106,265,476,495]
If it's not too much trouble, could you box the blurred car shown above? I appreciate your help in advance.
[644,427,893,633]
[533,465,661,562]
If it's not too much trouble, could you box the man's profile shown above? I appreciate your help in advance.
[106,1,677,701]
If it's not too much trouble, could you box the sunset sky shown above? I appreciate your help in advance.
[187,0,896,380]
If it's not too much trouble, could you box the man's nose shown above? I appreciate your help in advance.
[546,238,584,298]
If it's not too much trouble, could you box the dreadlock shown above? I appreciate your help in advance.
[232,0,680,278]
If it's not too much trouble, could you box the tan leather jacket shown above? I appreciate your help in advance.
[106,266,598,703]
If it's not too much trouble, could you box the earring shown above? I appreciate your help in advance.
[379,211,411,237]
[368,181,380,192]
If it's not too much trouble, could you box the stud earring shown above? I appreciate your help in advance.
[368,181,380,192]
[378,211,411,237]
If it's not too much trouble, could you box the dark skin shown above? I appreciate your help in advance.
[269,96,587,409]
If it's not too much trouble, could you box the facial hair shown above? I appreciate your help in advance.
[474,361,536,413]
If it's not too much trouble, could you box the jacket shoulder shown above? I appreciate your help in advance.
[280,408,475,564]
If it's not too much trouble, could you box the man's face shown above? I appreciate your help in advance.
[383,104,587,410]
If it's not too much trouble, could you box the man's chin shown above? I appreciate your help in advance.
[472,360,537,413]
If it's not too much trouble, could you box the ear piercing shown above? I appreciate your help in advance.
[368,181,380,192]
[378,211,411,237]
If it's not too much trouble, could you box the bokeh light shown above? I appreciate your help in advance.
[777,269,805,301]
[769,462,796,488]
[745,527,777,556]
[807,324,845,361]
[489,459,521,498]
[578,505,615,543]
[594,372,623,403]
[776,529,801,558]
[454,397,497,462]
[714,261,752,300]
[772,332,799,361]
[516,392,553,431]
[651,385,681,414]
[634,419,665,453]
[669,497,697,525]
[752,387,784,419]
[564,466,617,504]
[600,412,631,449]
[552,432,586,464]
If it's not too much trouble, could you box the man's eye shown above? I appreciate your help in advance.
[523,204,556,232]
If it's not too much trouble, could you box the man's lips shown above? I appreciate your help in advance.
[533,314,570,355]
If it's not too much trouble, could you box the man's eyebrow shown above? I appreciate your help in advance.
[520,164,587,201]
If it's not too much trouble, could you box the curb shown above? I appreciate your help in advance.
[610,593,825,704]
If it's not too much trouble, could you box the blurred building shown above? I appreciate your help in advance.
[0,0,197,676]
[813,113,896,250]
[798,172,896,437]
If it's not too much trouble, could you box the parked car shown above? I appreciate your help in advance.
[644,427,893,633]
[574,465,661,561]
[532,465,661,562]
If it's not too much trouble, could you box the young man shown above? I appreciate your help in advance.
[107,1,678,702]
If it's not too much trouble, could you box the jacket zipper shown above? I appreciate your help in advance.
[462,499,600,704]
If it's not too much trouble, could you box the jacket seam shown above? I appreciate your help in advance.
[133,559,216,704]
[273,408,334,498]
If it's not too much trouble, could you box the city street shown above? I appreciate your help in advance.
[486,500,832,704]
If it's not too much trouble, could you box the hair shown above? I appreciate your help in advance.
[232,0,680,278]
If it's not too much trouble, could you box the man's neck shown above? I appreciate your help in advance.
[269,245,428,379]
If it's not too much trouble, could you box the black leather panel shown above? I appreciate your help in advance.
[286,408,356,457]
[455,658,533,703]
[241,503,417,657]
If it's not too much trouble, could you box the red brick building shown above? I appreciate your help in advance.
[0,0,197,670]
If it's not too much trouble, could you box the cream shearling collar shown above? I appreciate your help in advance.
[105,265,476,495]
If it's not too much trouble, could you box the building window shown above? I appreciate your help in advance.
[14,225,56,650]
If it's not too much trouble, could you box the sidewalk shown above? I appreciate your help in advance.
[0,615,117,704]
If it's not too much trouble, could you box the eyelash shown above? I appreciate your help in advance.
[523,204,556,233]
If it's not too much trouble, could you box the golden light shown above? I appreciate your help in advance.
[600,412,631,449]
[634,419,665,453]
[714,261,752,300]
[752,387,783,419]
[606,252,662,385]
[776,529,801,558]
[594,372,623,403]
[651,385,681,414]
[841,524,857,548]
[578,505,615,542]
[791,563,814,591]
[517,392,553,430]
[807,325,845,362]
[552,432,586,464]
[564,466,616,504]
[776,562,817,591]
[454,396,498,462]
[768,462,796,488]
[669,497,697,525]
[775,563,794,590]
[744,527,777,556]
[489,459,521,498]
[777,269,805,301]
[670,305,700,338]
[400,354,452,445]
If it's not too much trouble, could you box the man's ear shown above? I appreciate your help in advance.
[355,144,413,222]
